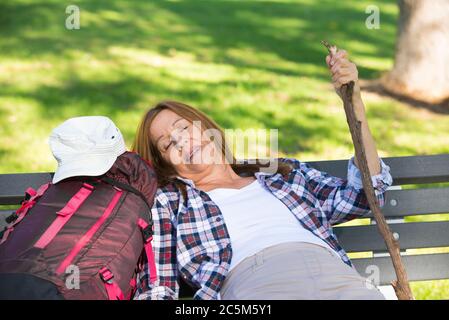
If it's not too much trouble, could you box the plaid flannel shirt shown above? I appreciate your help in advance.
[134,157,392,300]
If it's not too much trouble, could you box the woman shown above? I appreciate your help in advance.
[132,49,392,300]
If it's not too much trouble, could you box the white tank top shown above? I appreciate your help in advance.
[206,179,339,272]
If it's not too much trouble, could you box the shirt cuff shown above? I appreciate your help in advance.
[347,157,393,193]
[193,287,221,300]
[134,286,176,300]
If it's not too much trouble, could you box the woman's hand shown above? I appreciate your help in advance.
[325,49,361,101]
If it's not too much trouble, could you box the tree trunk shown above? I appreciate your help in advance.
[381,0,449,104]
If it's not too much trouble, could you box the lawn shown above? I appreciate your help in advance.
[1,0,448,299]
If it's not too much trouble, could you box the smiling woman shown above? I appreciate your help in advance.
[131,90,393,300]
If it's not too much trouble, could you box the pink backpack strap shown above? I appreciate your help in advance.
[56,188,123,275]
[25,187,37,199]
[0,183,51,245]
[34,183,94,249]
[138,218,158,284]
[0,228,14,246]
[99,267,124,300]
[128,277,137,300]
[29,183,51,202]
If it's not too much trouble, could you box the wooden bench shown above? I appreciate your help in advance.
[1,154,449,298]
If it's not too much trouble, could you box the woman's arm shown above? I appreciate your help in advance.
[280,157,392,225]
[352,94,381,175]
[326,49,381,175]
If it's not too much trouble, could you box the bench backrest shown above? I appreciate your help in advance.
[308,155,449,287]
[1,154,448,296]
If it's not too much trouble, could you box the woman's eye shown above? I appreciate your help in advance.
[164,141,173,151]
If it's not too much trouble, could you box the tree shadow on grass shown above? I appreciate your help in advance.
[153,0,398,80]
[361,79,449,115]
[0,0,400,157]
[0,73,213,125]
[0,0,398,81]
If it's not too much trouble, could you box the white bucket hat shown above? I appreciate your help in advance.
[49,116,127,184]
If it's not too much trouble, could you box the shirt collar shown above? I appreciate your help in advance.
[254,171,276,177]
[174,176,196,188]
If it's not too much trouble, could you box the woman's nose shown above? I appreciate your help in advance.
[173,137,189,151]
[171,130,190,151]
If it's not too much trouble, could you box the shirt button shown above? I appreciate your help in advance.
[216,217,222,222]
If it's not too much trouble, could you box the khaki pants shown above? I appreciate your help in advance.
[220,242,385,300]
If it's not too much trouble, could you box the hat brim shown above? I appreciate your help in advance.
[52,153,123,184]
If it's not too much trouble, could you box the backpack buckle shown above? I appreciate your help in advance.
[21,188,37,204]
[5,212,18,224]
[142,224,153,243]
[99,267,114,284]
[138,218,153,243]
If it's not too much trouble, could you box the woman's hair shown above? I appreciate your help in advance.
[132,100,292,197]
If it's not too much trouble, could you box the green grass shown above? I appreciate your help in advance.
[1,0,449,299]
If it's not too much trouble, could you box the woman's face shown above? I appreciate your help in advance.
[149,109,219,177]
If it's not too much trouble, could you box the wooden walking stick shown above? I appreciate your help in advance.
[321,40,414,300]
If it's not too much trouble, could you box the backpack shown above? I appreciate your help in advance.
[0,152,158,300]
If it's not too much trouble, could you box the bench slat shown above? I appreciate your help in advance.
[364,187,449,218]
[335,221,449,252]
[2,155,449,205]
[0,173,53,205]
[352,253,449,285]
[308,154,449,185]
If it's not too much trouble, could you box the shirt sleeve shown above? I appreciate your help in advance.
[176,219,230,300]
[133,192,179,300]
[190,265,228,300]
[283,157,393,226]
[347,157,393,195]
